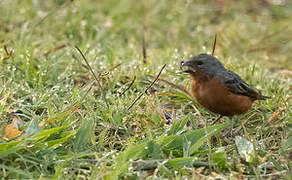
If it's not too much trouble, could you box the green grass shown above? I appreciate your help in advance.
[0,0,291,179]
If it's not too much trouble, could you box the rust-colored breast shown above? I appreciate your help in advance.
[189,72,254,116]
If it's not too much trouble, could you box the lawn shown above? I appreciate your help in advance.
[0,0,291,179]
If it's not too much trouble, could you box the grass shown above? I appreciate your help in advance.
[0,0,291,179]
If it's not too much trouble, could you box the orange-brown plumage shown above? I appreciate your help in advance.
[181,54,269,118]
[189,70,253,116]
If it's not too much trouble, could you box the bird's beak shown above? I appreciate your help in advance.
[180,61,196,73]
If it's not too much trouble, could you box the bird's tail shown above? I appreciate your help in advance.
[257,94,271,100]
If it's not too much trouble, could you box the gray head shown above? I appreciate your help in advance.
[181,53,225,77]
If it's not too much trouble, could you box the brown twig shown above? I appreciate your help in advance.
[211,34,217,56]
[74,46,109,107]
[3,45,13,57]
[75,46,102,88]
[82,82,94,100]
[109,63,122,72]
[44,44,67,57]
[71,81,95,108]
[142,25,147,64]
[72,54,88,69]
[211,115,223,125]
[119,76,136,97]
[4,45,10,56]
[148,75,192,97]
[127,64,166,110]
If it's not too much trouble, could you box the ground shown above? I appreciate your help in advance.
[0,0,291,179]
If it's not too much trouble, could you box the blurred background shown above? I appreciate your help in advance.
[1,0,292,70]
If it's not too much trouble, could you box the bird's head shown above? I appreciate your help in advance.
[180,53,224,77]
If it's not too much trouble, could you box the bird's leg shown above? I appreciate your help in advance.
[231,116,238,129]
[212,115,223,125]
[228,116,238,137]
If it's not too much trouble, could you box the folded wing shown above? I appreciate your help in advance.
[217,70,270,100]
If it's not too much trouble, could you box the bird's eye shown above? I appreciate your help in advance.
[196,61,203,66]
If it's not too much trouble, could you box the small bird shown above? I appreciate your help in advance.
[181,53,270,122]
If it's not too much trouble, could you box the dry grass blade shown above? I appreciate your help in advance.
[75,46,109,107]
[75,46,102,89]
[211,34,217,56]
[109,63,122,72]
[119,76,136,97]
[142,25,147,64]
[127,64,166,110]
[44,44,67,57]
[4,45,10,56]
[3,45,13,57]
[71,81,95,108]
[148,75,192,97]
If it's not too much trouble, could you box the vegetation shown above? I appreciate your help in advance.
[0,0,291,179]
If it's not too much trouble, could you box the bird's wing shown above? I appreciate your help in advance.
[217,70,266,100]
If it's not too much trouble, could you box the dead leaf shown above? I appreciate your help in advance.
[3,117,22,140]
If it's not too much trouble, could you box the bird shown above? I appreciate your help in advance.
[181,53,270,123]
